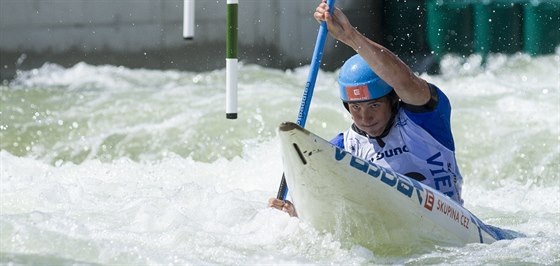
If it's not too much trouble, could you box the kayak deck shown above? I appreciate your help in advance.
[278,122,522,250]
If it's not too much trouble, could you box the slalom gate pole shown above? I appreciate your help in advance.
[183,0,195,40]
[226,0,238,119]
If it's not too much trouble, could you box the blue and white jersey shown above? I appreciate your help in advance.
[331,85,464,204]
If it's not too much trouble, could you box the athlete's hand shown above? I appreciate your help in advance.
[313,0,355,44]
[268,198,298,217]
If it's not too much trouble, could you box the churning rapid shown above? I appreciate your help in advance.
[1,52,559,265]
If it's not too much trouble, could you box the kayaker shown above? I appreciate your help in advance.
[270,0,464,217]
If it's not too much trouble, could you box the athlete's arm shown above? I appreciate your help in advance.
[314,0,430,106]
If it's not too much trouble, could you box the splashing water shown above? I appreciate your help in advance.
[1,52,559,264]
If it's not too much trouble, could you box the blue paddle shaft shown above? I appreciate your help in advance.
[297,22,328,127]
[277,0,335,200]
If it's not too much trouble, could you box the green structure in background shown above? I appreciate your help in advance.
[426,0,475,55]
[425,0,559,58]
[473,2,524,55]
[381,0,436,73]
[524,1,560,55]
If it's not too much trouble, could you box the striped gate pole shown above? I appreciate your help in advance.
[226,0,238,119]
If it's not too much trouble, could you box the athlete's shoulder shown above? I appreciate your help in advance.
[401,83,450,113]
[399,83,456,151]
[330,132,345,149]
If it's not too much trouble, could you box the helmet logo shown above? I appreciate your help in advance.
[346,85,370,101]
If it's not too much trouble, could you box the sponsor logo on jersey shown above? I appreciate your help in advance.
[371,145,409,161]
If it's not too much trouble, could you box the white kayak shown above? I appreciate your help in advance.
[278,121,520,250]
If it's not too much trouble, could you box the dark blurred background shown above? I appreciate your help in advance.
[1,0,558,82]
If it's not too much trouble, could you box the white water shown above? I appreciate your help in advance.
[1,53,559,265]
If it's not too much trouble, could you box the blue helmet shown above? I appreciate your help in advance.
[338,54,393,102]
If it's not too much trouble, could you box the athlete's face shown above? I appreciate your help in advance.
[348,97,393,137]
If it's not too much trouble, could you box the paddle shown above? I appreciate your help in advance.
[276,0,336,200]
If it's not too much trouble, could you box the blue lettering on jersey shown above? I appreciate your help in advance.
[427,152,454,198]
